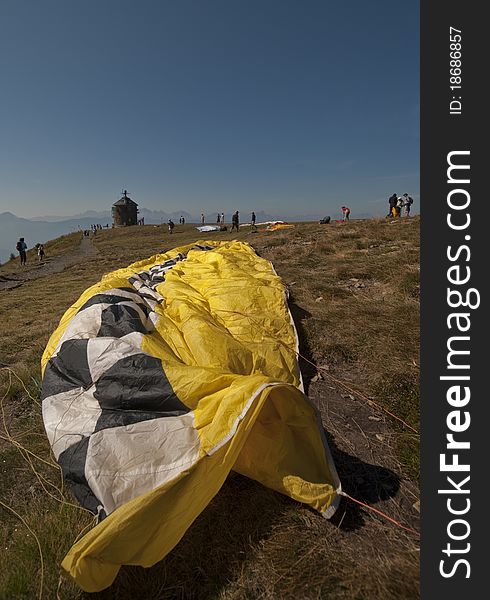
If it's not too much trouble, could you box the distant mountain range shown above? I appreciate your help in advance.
[0,209,274,263]
[27,208,282,224]
[0,207,373,264]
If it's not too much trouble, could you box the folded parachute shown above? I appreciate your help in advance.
[266,222,295,231]
[41,240,341,592]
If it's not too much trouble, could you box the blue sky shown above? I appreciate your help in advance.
[0,0,419,219]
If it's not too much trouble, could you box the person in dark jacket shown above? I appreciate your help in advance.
[388,193,398,217]
[16,237,27,266]
[231,211,240,232]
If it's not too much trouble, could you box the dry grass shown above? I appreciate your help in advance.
[0,232,82,271]
[0,217,420,599]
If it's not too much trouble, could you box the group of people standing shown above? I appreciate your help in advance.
[90,223,109,232]
[210,211,244,229]
[388,193,413,218]
[197,211,256,232]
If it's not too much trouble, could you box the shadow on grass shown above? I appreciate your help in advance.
[288,294,315,394]
[325,430,401,532]
[287,295,401,532]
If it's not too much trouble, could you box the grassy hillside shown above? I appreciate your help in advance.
[0,217,420,599]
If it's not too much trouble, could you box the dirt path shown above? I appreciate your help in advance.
[0,235,98,291]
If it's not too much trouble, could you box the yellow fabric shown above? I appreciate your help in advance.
[42,240,340,592]
[267,223,295,231]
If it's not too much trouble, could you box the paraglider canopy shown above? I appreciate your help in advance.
[41,240,341,592]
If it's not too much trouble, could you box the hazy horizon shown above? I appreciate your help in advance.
[0,1,419,221]
[0,204,418,264]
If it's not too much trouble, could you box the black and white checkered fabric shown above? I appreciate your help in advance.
[42,246,213,518]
